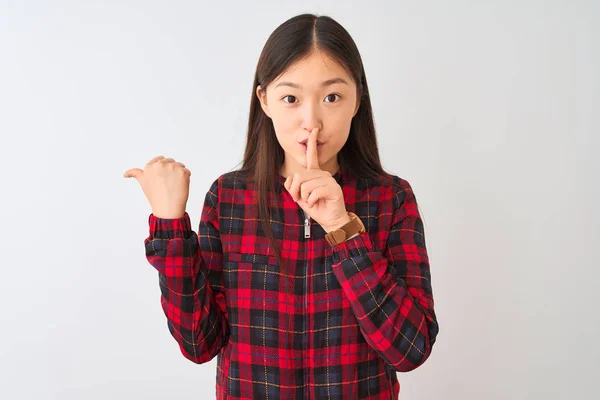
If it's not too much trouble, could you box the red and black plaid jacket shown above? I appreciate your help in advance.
[144,165,439,399]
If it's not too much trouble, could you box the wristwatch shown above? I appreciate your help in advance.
[324,212,366,246]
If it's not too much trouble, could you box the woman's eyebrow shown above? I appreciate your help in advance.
[274,77,349,89]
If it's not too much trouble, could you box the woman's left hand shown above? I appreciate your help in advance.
[283,127,351,233]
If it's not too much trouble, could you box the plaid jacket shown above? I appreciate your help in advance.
[144,165,439,399]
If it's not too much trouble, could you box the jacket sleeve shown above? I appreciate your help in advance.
[144,179,229,364]
[329,179,439,372]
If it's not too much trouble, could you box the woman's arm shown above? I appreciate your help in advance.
[144,179,229,364]
[329,179,439,372]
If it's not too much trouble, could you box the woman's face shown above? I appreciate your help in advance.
[257,50,360,176]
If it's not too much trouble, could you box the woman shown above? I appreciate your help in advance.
[125,13,439,400]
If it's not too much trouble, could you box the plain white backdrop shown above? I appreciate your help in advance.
[1,1,598,399]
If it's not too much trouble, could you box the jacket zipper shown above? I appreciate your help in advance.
[304,210,311,239]
[303,209,310,399]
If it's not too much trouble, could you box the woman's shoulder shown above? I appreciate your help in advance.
[212,169,252,189]
[198,170,248,208]
[358,168,413,194]
[364,170,419,210]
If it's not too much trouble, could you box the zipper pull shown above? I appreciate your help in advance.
[304,213,311,239]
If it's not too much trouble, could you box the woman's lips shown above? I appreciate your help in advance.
[300,142,324,152]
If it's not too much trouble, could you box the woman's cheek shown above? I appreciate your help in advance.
[274,129,296,153]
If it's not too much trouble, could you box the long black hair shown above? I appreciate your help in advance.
[239,14,394,270]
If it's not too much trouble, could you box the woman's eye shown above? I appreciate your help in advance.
[282,94,340,104]
[324,94,340,103]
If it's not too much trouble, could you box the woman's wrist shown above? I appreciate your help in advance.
[323,214,352,233]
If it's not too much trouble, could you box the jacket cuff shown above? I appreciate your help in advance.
[330,232,374,263]
[148,212,193,239]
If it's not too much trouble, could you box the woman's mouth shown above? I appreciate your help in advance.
[300,142,324,152]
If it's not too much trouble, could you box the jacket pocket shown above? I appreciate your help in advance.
[224,251,282,291]
[223,251,294,348]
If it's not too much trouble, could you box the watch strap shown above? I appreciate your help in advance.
[325,212,365,246]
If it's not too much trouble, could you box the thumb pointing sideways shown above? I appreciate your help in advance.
[123,168,143,180]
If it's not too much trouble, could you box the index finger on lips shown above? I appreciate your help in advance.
[306,127,320,170]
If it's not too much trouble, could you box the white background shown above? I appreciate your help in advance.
[1,0,598,399]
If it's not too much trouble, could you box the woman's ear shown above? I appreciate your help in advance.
[353,99,360,117]
[353,84,362,117]
[256,85,271,118]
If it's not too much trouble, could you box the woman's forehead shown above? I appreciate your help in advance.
[272,51,353,89]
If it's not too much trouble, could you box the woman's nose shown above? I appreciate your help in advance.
[301,103,321,132]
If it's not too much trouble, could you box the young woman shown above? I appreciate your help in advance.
[125,13,439,400]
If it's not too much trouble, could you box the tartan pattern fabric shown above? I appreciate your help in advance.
[144,166,439,399]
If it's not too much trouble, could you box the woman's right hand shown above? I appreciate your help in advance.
[123,155,191,219]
